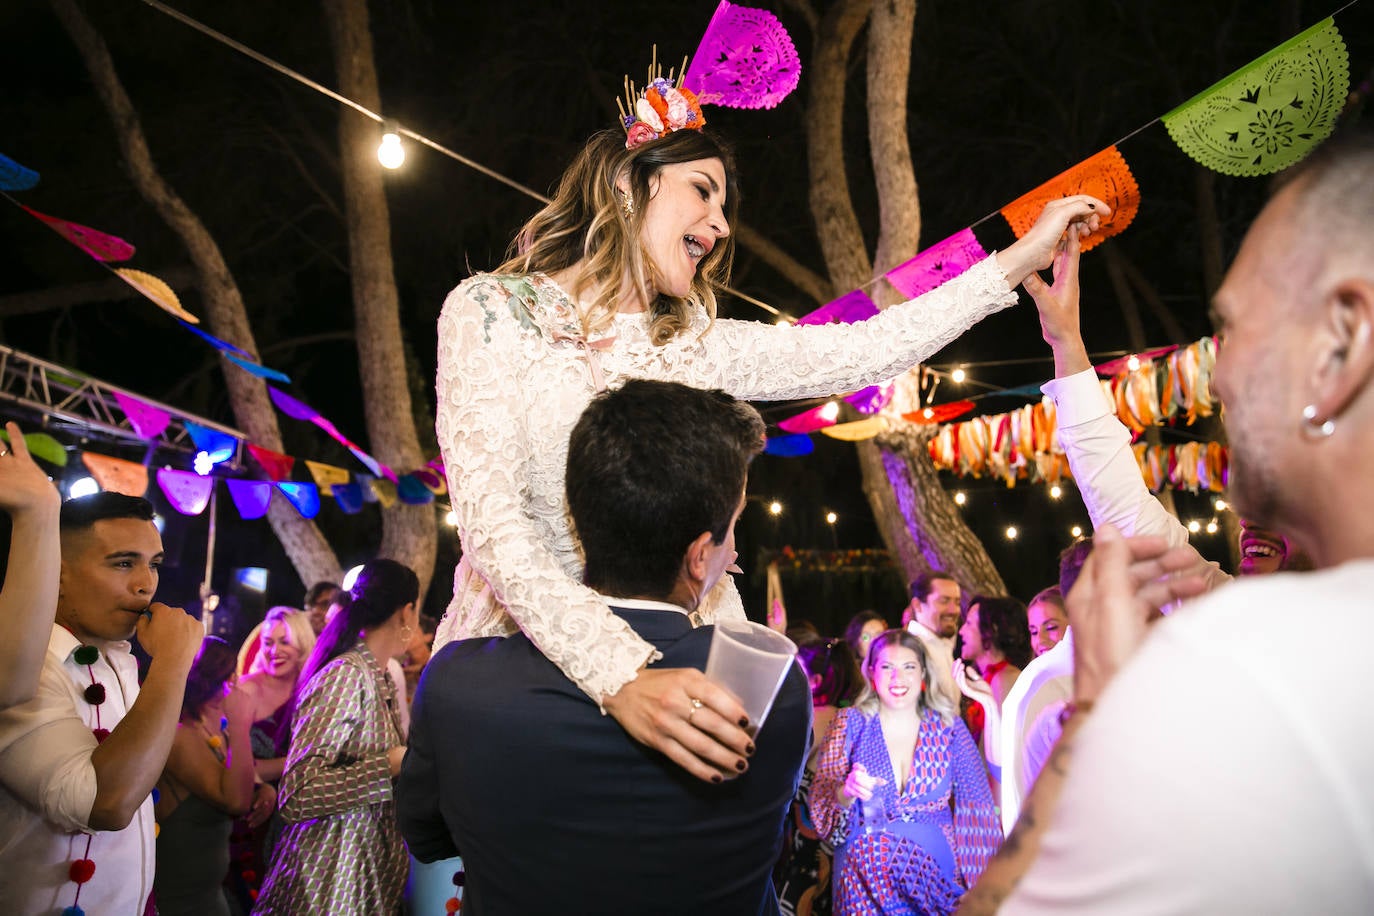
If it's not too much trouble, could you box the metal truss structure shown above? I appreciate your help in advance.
[0,343,245,470]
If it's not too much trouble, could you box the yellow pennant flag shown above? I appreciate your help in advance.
[304,460,351,489]
[820,416,888,441]
[115,268,200,324]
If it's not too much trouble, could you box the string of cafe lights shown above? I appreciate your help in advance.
[138,1,1195,405]
[137,0,1238,546]
[137,0,785,317]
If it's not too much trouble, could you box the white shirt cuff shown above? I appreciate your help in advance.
[1041,368,1113,428]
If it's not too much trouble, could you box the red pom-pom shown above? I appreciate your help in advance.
[248,889,259,902]
[91,728,111,744]
[242,870,257,883]
[68,858,96,883]
[445,898,461,913]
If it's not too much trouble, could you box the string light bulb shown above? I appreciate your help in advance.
[951,367,967,384]
[769,501,783,516]
[445,510,458,527]
[378,120,405,169]
[1126,355,1141,372]
[1206,519,1219,534]
[1188,519,1202,533]
[953,491,967,506]
[819,401,840,423]
[1214,498,1228,511]
[1005,525,1019,540]
[1071,525,1084,538]
[825,511,838,525]
[1049,484,1063,499]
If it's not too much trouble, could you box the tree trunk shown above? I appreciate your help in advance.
[806,0,875,294]
[800,0,1005,598]
[865,424,1007,595]
[50,0,342,587]
[323,0,437,599]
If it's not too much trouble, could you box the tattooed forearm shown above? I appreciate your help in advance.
[953,714,1086,914]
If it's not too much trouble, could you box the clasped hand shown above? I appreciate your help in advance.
[603,666,753,783]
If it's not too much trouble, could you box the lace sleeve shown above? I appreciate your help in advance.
[435,279,659,703]
[665,256,1017,400]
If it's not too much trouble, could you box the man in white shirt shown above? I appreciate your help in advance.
[902,571,962,712]
[0,492,203,915]
[961,127,1374,913]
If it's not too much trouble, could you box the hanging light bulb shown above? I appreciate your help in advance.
[1005,525,1019,540]
[953,491,967,506]
[1206,519,1219,534]
[769,501,783,516]
[377,120,405,169]
[825,511,838,525]
[1187,519,1202,533]
[1049,484,1063,499]
[951,367,967,384]
[1071,525,1084,538]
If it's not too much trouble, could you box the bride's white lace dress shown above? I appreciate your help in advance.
[434,259,1016,702]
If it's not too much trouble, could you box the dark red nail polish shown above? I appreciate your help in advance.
[711,774,723,784]
[738,717,750,728]
[745,743,756,756]
[735,760,747,772]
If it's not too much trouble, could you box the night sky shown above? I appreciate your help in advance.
[3,0,1371,626]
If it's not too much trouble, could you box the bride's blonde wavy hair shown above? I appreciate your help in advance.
[496,129,739,346]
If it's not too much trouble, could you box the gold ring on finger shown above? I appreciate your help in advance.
[687,696,703,723]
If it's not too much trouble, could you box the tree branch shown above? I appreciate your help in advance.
[779,0,819,35]
[734,222,833,306]
[49,0,342,584]
[806,0,874,293]
[0,267,197,319]
[866,0,920,305]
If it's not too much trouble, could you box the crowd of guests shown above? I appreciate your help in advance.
[0,117,1370,915]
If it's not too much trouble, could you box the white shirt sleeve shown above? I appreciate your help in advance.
[1042,369,1229,590]
[0,659,99,833]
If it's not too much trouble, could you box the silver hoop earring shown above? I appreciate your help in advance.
[1301,404,1336,439]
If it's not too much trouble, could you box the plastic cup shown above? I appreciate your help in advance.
[704,620,798,733]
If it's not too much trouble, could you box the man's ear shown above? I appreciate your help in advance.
[683,530,715,583]
[1308,277,1374,427]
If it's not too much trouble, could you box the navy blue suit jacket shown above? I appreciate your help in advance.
[397,607,812,916]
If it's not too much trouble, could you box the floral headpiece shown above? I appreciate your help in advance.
[615,1,802,150]
[618,51,706,149]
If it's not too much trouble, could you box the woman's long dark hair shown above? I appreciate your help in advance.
[971,595,1033,670]
[182,636,237,721]
[294,558,419,699]
[796,637,863,708]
